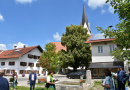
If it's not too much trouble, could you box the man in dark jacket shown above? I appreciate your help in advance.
[0,70,9,90]
[29,70,37,90]
[117,66,128,90]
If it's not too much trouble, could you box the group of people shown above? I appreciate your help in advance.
[0,69,56,90]
[0,70,18,90]
[101,66,130,90]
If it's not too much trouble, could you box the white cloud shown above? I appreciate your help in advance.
[0,44,7,50]
[101,9,106,14]
[9,42,28,49]
[87,0,106,10]
[15,0,36,4]
[108,6,114,13]
[0,13,4,21]
[53,32,61,41]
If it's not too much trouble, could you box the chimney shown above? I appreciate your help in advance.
[14,45,17,50]
[23,45,26,48]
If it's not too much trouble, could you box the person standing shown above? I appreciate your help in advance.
[13,72,18,90]
[117,66,128,90]
[0,70,9,90]
[101,69,115,90]
[128,68,130,87]
[29,70,37,90]
[45,70,56,90]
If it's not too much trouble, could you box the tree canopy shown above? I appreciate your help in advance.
[96,0,130,61]
[39,42,61,74]
[60,24,91,72]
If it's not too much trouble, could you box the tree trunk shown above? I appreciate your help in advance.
[73,66,77,72]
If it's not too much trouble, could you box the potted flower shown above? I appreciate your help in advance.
[38,74,40,76]
[91,76,94,79]
[22,74,25,77]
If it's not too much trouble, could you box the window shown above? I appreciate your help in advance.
[27,70,31,74]
[38,56,40,59]
[20,62,27,66]
[20,70,26,74]
[28,54,33,58]
[17,52,22,54]
[35,70,39,74]
[109,45,114,52]
[28,63,34,67]
[34,55,37,59]
[1,62,5,66]
[7,70,10,74]
[9,62,15,65]
[36,63,40,67]
[98,46,103,53]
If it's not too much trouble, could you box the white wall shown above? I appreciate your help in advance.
[0,58,19,72]
[18,48,43,75]
[0,47,44,75]
[91,41,118,62]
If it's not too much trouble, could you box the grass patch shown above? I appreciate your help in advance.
[10,86,30,90]
[35,83,45,86]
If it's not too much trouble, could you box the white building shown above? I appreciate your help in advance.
[86,34,124,78]
[0,45,46,76]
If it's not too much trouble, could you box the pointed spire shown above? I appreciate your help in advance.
[82,2,88,27]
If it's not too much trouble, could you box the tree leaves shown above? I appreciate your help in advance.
[60,24,91,71]
[97,0,130,62]
[39,42,61,74]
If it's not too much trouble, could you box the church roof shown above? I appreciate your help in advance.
[82,3,88,27]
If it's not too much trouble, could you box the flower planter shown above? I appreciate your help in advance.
[38,74,40,76]
[22,74,25,77]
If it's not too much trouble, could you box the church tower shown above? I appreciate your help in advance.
[81,2,91,35]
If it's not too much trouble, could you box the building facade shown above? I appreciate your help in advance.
[86,34,124,78]
[0,45,46,76]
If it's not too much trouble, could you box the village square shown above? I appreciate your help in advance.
[0,0,130,90]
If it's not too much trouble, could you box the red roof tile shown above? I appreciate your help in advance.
[51,42,66,53]
[0,45,43,59]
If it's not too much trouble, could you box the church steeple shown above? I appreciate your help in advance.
[82,2,91,35]
[82,2,88,27]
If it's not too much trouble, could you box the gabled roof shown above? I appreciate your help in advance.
[0,45,43,59]
[51,42,66,53]
[86,34,114,43]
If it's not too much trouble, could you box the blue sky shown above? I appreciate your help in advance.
[0,0,119,50]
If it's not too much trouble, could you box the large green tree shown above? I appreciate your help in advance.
[39,42,61,74]
[60,24,91,72]
[96,0,130,61]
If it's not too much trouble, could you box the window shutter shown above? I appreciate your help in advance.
[20,70,22,74]
[98,46,100,53]
[11,70,12,74]
[27,70,28,74]
[42,71,43,74]
[38,71,39,74]
[24,70,26,74]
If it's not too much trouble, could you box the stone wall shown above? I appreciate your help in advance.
[55,84,83,90]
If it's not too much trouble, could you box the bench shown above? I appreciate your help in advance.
[38,78,46,83]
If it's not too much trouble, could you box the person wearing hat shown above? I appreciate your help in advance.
[117,65,128,90]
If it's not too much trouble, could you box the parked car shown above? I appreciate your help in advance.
[66,71,86,79]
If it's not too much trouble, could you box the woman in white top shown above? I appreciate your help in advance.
[13,72,18,89]
[45,70,56,90]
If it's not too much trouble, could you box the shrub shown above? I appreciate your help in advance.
[9,77,13,82]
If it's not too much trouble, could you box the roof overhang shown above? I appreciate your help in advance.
[89,62,124,69]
